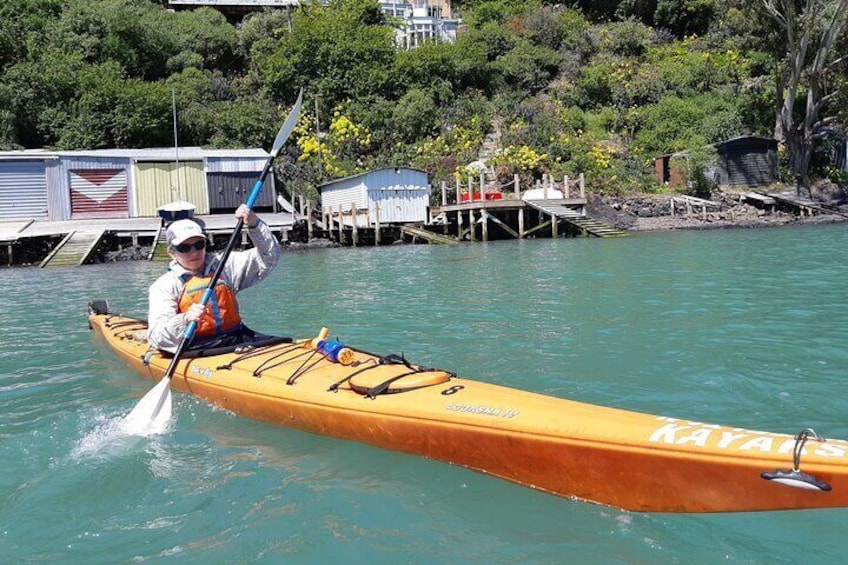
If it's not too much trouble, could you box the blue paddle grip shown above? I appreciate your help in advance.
[245,179,264,210]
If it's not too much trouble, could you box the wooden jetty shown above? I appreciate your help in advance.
[432,173,628,241]
[736,190,848,219]
[0,212,303,267]
[761,191,848,218]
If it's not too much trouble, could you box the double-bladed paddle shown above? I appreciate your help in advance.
[123,89,304,435]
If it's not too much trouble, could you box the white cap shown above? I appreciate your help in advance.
[166,219,205,247]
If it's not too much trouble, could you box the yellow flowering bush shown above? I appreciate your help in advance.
[492,145,549,172]
[294,106,373,178]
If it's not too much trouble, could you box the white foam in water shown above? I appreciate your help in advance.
[70,407,172,461]
[70,412,143,461]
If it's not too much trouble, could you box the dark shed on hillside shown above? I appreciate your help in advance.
[712,136,778,187]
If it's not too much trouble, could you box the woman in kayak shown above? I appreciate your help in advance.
[147,204,281,353]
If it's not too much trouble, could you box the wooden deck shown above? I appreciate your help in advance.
[0,212,303,266]
[0,212,301,242]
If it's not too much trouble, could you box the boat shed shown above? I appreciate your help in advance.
[319,167,430,226]
[654,136,778,188]
[0,147,275,221]
[712,136,778,187]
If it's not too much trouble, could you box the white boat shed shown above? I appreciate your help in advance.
[0,147,275,221]
[319,167,430,226]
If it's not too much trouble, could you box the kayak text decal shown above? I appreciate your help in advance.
[446,402,519,418]
[190,365,214,379]
[649,416,848,458]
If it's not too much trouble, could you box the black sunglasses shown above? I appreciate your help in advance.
[173,239,207,253]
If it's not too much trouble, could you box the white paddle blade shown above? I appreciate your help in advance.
[122,377,173,436]
[270,88,303,158]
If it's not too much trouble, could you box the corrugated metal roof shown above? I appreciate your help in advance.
[318,167,427,192]
[0,147,269,161]
[0,150,60,161]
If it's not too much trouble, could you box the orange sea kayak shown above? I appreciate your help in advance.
[88,304,848,513]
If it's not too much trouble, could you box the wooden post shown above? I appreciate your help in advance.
[7,243,12,266]
[579,173,585,198]
[441,181,447,206]
[702,205,707,220]
[551,211,558,238]
[457,205,463,239]
[292,192,297,229]
[480,170,486,199]
[543,174,549,199]
[518,206,525,238]
[336,205,343,244]
[481,209,489,241]
[564,176,570,199]
[306,199,313,241]
[375,203,381,245]
[468,174,474,202]
[351,202,358,247]
[469,209,476,242]
[456,177,461,204]
[513,174,520,199]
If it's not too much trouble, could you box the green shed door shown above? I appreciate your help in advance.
[134,161,208,216]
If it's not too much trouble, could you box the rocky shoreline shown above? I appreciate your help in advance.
[587,186,848,233]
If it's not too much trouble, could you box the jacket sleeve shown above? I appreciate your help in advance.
[147,273,188,352]
[226,220,282,292]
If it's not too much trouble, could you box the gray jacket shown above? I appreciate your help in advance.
[147,221,281,351]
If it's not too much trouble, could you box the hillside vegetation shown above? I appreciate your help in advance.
[1,0,846,201]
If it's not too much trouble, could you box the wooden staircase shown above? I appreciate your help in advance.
[525,200,630,238]
[40,229,106,267]
[563,216,630,238]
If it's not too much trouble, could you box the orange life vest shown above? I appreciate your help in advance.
[178,275,242,337]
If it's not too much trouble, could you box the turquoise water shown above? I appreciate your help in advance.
[3,225,848,563]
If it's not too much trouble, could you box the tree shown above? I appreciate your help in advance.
[260,0,397,111]
[0,0,62,71]
[654,0,716,38]
[761,0,848,192]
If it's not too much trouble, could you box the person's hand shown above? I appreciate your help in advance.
[184,303,206,324]
[235,204,258,228]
